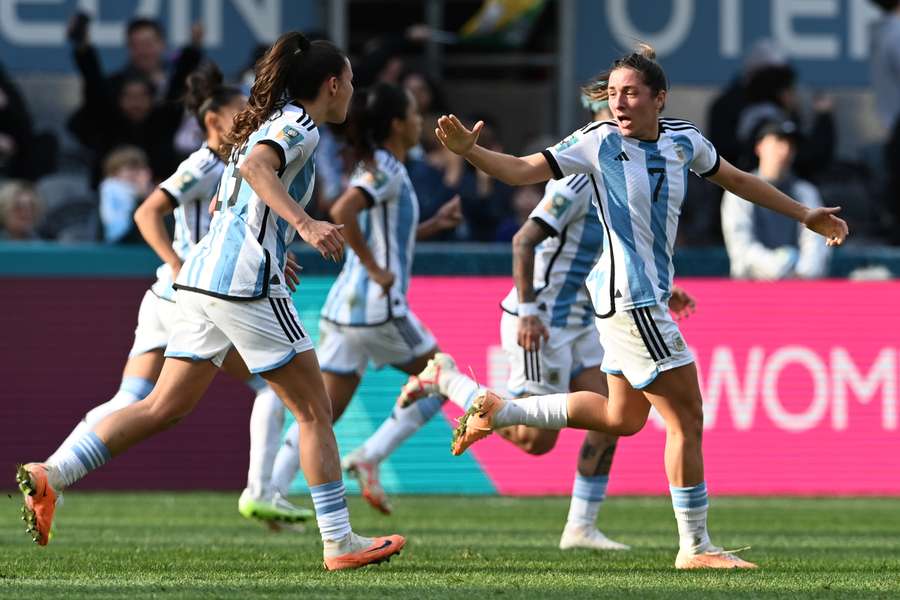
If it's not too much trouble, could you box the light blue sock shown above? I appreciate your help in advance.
[310,480,351,541]
[119,376,154,400]
[48,432,112,489]
[566,474,609,526]
[670,482,712,553]
[245,374,268,393]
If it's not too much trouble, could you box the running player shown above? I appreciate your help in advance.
[43,62,311,527]
[17,32,404,570]
[266,82,462,515]
[433,45,848,569]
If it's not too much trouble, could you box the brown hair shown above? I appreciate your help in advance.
[103,146,148,177]
[222,31,347,158]
[183,62,243,133]
[582,43,669,108]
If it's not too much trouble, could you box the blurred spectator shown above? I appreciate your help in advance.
[721,120,829,280]
[402,69,449,160]
[99,146,152,244]
[494,182,543,241]
[66,14,203,185]
[0,62,57,180]
[0,180,43,241]
[733,45,835,180]
[871,0,900,243]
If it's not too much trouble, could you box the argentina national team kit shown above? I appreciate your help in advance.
[542,118,721,388]
[128,144,223,358]
[166,103,319,373]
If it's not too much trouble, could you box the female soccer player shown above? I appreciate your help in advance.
[267,82,462,515]
[17,32,404,571]
[433,45,848,569]
[44,62,310,526]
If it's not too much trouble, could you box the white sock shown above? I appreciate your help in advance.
[244,386,284,500]
[670,482,712,554]
[47,376,154,464]
[271,421,300,497]
[310,480,352,542]
[361,395,446,463]
[493,393,568,429]
[47,432,112,490]
[566,474,608,527]
[438,370,481,410]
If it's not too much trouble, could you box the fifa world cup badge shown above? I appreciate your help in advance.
[555,134,578,152]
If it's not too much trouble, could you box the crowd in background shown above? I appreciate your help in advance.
[2,2,900,281]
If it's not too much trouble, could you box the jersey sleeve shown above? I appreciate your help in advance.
[158,154,223,208]
[529,178,588,235]
[542,124,603,180]
[685,129,720,178]
[349,162,401,206]
[256,113,317,174]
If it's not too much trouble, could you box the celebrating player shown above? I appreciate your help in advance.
[43,62,311,527]
[433,44,848,569]
[17,32,404,571]
[266,82,462,515]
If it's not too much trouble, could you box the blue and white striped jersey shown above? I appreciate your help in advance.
[542,117,719,316]
[321,149,419,326]
[150,144,223,301]
[500,174,604,329]
[176,103,319,299]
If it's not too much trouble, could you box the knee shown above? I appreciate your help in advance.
[144,396,192,430]
[609,412,648,437]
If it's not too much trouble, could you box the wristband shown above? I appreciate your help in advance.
[518,302,540,317]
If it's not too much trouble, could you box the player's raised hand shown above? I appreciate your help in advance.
[436,115,484,156]
[298,219,344,262]
[518,315,549,351]
[668,286,696,320]
[803,206,849,246]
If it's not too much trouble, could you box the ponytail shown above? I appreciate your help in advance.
[343,82,409,163]
[223,31,346,158]
[183,62,242,133]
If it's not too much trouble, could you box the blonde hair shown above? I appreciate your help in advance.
[103,146,149,178]
[0,179,42,229]
[581,43,668,108]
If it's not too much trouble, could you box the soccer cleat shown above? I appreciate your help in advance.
[16,463,58,546]
[450,389,505,456]
[397,352,457,408]
[559,524,631,551]
[342,450,392,515]
[323,532,406,571]
[238,489,314,524]
[675,546,758,569]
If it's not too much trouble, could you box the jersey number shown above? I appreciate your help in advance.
[647,168,666,203]
[216,170,243,212]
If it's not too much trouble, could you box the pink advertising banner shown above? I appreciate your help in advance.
[408,277,900,496]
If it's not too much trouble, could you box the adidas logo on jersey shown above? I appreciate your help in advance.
[614,152,629,162]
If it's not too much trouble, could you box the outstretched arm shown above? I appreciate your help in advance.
[435,115,552,185]
[708,158,848,246]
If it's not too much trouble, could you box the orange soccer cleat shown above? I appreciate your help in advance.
[675,547,758,570]
[450,389,505,456]
[397,352,457,408]
[342,450,392,515]
[323,533,406,571]
[16,463,59,546]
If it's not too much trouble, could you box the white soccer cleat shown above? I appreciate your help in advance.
[342,449,392,515]
[559,524,631,551]
[397,352,458,408]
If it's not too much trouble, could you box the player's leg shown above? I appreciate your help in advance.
[343,313,442,514]
[559,365,629,551]
[46,290,169,463]
[218,350,313,525]
[214,297,402,568]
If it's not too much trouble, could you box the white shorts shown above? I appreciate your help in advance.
[165,291,314,374]
[501,311,605,396]
[128,290,178,358]
[318,312,437,377]
[596,303,694,389]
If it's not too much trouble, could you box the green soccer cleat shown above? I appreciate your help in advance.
[238,489,314,524]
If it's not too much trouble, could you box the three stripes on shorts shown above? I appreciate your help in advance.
[269,297,306,343]
[632,307,671,362]
[523,348,542,382]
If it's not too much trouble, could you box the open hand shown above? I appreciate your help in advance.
[803,206,849,247]
[435,115,484,156]
[298,219,344,262]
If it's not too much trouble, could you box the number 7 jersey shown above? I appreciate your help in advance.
[542,118,720,317]
[176,103,319,300]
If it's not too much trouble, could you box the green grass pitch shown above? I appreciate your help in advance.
[2,493,899,599]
